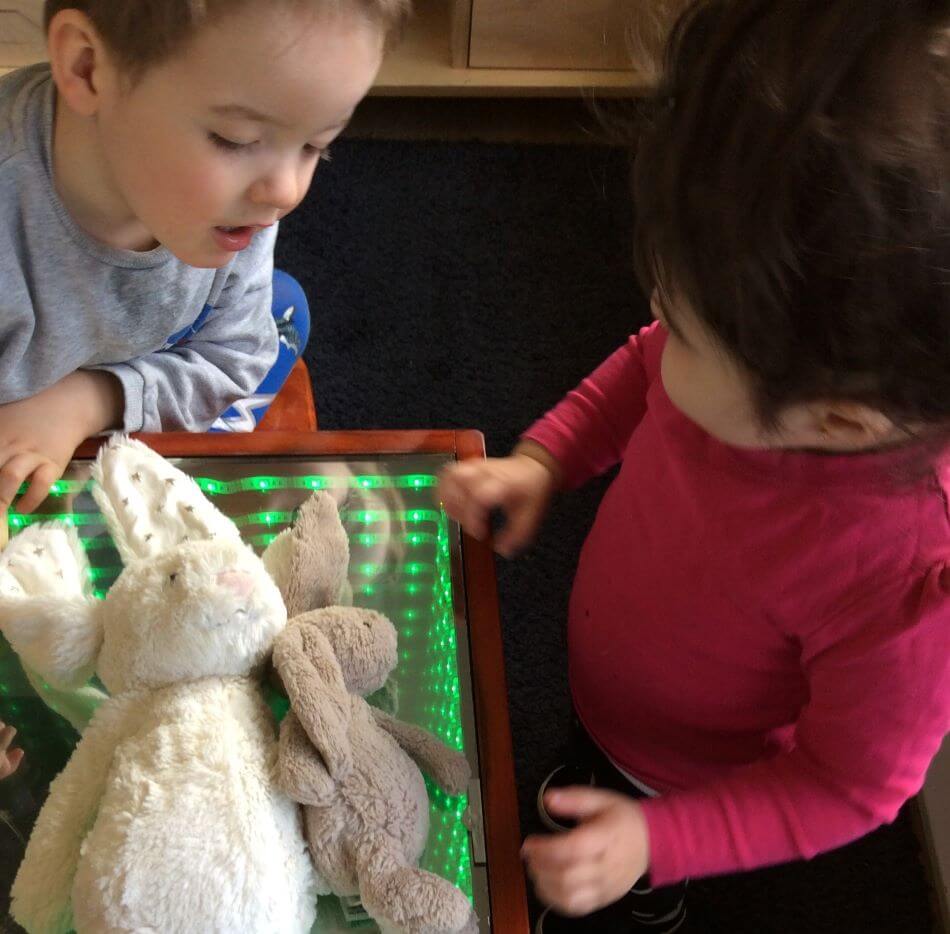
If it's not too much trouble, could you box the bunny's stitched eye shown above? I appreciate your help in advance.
[169,573,178,584]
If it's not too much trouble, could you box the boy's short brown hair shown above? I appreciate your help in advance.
[634,0,950,432]
[44,0,410,74]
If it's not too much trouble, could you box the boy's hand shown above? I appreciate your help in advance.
[0,722,24,780]
[522,788,651,917]
[437,442,561,557]
[0,371,123,529]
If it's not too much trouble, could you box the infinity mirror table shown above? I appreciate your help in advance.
[0,431,529,934]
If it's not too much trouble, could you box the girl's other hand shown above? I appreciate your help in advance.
[522,788,650,917]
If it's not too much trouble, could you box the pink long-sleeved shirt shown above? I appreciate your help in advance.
[523,321,950,887]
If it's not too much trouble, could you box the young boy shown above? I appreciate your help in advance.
[0,0,407,528]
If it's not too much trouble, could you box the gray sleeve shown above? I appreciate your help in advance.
[90,227,279,432]
[0,298,36,405]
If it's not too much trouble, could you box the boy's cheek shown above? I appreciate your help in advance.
[157,164,234,227]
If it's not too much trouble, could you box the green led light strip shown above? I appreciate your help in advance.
[9,507,442,533]
[16,474,439,498]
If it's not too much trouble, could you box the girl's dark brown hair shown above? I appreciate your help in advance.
[634,0,950,429]
[44,0,410,76]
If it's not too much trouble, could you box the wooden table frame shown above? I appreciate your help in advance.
[75,429,531,934]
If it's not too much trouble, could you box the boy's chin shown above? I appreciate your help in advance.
[164,241,236,270]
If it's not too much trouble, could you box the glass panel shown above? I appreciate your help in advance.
[0,454,488,932]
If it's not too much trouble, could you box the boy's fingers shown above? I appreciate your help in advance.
[0,452,36,512]
[0,510,7,548]
[17,461,61,514]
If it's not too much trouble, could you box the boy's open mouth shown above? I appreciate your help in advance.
[212,226,257,252]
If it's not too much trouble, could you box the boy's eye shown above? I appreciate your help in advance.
[305,144,331,162]
[209,132,253,152]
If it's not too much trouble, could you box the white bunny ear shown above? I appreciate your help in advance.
[0,522,91,599]
[91,436,242,561]
[0,524,101,690]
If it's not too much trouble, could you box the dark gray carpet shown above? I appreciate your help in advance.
[276,138,938,934]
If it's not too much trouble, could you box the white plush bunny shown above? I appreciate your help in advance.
[0,437,317,934]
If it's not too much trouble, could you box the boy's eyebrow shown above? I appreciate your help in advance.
[210,104,351,134]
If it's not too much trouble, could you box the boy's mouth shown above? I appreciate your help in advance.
[212,225,258,252]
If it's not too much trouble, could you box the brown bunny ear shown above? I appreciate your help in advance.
[273,621,352,779]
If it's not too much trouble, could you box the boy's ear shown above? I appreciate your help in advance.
[47,8,111,118]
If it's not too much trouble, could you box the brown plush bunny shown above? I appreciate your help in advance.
[266,493,477,934]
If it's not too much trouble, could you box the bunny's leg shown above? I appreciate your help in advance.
[11,703,130,934]
[371,709,470,796]
[356,835,477,934]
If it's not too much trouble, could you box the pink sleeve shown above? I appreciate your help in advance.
[640,567,950,886]
[521,322,666,489]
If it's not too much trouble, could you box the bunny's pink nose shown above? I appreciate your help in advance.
[215,570,255,598]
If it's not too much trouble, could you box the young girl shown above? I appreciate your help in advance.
[440,1,950,931]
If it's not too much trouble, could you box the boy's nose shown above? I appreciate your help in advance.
[250,167,303,212]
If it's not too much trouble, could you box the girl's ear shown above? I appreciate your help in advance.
[0,525,102,690]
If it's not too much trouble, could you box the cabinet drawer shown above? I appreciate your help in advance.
[468,0,633,71]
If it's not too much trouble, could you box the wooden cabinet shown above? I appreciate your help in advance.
[0,0,645,95]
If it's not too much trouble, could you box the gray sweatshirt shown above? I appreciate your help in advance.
[0,64,279,432]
